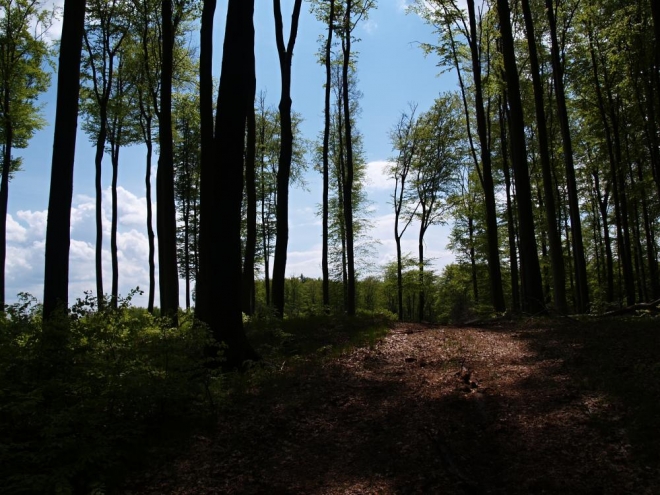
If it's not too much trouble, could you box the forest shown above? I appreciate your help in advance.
[1,0,659,493]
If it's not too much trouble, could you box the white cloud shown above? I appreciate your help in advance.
[364,160,394,191]
[115,186,149,227]
[6,214,27,242]
[16,210,47,239]
[117,229,150,261]
[4,186,159,308]
[70,238,95,263]
[6,245,33,273]
[70,195,96,229]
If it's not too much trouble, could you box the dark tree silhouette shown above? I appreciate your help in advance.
[520,0,567,314]
[157,0,180,321]
[43,0,87,321]
[271,0,303,318]
[322,0,335,310]
[465,0,506,313]
[545,0,589,313]
[196,0,258,369]
[496,0,545,314]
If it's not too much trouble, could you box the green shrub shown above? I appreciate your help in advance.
[0,292,220,494]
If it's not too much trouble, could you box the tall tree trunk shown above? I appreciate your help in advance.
[322,0,335,311]
[499,98,520,312]
[521,0,567,313]
[396,235,404,320]
[418,225,426,322]
[335,83,348,310]
[652,0,660,188]
[110,134,120,309]
[545,0,589,313]
[241,8,258,316]
[497,0,545,314]
[341,0,356,316]
[0,116,11,311]
[466,0,506,313]
[636,161,659,299]
[271,0,303,318]
[134,78,156,313]
[604,82,635,305]
[468,215,478,303]
[199,0,216,199]
[196,0,258,369]
[392,110,417,321]
[242,103,257,316]
[184,177,191,310]
[199,0,215,311]
[145,120,156,313]
[593,170,614,303]
[157,0,179,320]
[93,107,106,308]
[43,0,87,321]
[260,142,271,307]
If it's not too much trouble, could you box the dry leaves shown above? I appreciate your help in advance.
[125,321,659,494]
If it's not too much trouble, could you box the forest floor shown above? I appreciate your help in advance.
[126,318,660,494]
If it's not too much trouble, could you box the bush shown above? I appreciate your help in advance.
[0,292,220,494]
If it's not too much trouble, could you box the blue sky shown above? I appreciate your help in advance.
[6,0,458,308]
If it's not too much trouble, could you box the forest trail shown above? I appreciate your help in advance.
[127,321,659,494]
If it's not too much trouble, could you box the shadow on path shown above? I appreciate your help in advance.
[128,320,659,494]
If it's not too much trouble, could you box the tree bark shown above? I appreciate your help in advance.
[93,105,106,308]
[199,0,216,202]
[418,225,426,322]
[545,0,589,313]
[196,0,258,369]
[322,0,335,311]
[271,0,303,318]
[466,0,506,312]
[242,103,257,315]
[496,0,545,314]
[521,0,567,313]
[157,0,180,321]
[587,28,635,306]
[110,129,120,309]
[499,99,520,312]
[341,0,356,316]
[652,0,660,171]
[0,115,11,311]
[137,93,156,313]
[199,0,215,311]
[43,0,87,321]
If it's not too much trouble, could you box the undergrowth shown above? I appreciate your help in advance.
[0,292,221,495]
[246,310,393,361]
[219,310,395,398]
[0,294,394,494]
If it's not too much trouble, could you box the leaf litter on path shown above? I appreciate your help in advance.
[125,321,659,494]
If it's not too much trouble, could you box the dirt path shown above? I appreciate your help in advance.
[127,322,659,494]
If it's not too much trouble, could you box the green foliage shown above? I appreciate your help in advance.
[435,263,495,324]
[0,0,52,153]
[0,292,220,494]
[245,310,394,366]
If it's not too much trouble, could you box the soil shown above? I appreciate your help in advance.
[125,320,660,494]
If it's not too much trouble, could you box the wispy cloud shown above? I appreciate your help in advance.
[362,19,378,34]
[364,160,394,191]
